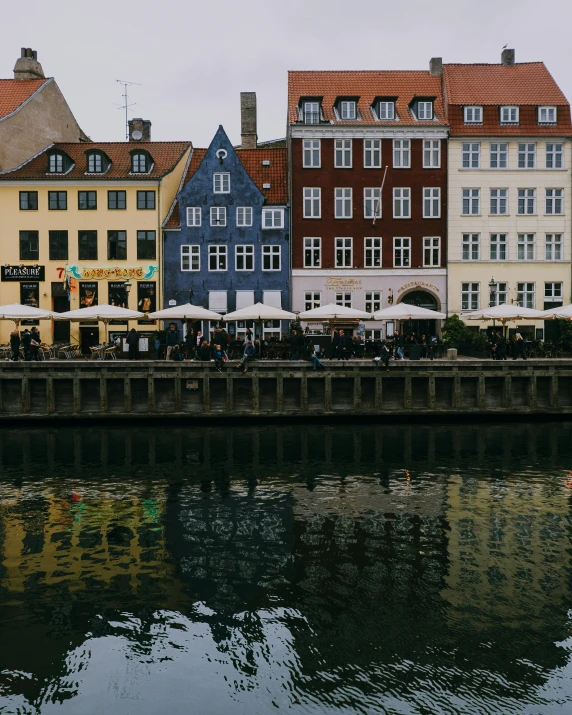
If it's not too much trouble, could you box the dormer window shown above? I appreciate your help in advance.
[464,106,483,124]
[340,100,356,120]
[500,106,519,124]
[417,101,433,120]
[86,151,110,174]
[47,152,72,174]
[302,101,320,124]
[538,106,557,124]
[378,100,395,120]
[131,151,152,173]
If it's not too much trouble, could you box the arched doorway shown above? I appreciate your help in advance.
[399,290,440,337]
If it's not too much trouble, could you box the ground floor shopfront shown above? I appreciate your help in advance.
[292,269,447,337]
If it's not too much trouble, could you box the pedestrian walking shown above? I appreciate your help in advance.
[9,329,20,361]
[126,328,139,360]
[165,323,179,360]
[512,333,527,360]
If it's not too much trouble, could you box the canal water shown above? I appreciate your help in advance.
[0,422,571,715]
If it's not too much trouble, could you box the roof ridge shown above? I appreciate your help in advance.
[288,69,432,74]
[444,61,545,67]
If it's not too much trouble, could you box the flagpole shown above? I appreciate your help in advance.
[372,165,388,226]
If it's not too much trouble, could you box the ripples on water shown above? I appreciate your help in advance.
[0,422,571,714]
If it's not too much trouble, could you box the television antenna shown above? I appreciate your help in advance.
[116,79,142,140]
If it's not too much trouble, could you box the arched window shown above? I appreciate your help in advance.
[131,151,152,174]
[47,151,73,173]
[86,151,110,174]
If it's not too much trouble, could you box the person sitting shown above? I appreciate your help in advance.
[380,341,391,371]
[171,344,184,361]
[308,347,324,371]
[214,344,225,372]
[238,341,256,373]
[199,340,212,361]
[513,333,527,360]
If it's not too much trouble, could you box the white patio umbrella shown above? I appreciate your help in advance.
[147,303,223,321]
[0,303,55,324]
[540,304,572,320]
[373,303,446,321]
[54,304,144,343]
[464,304,543,321]
[298,303,370,320]
[223,303,296,357]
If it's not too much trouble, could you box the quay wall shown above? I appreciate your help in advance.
[0,360,571,420]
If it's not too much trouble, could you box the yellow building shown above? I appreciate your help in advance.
[0,132,191,351]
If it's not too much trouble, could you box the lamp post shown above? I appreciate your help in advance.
[123,279,132,308]
[489,277,496,308]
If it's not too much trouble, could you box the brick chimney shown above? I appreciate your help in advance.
[501,48,515,66]
[128,118,152,141]
[13,48,45,80]
[240,92,257,149]
[429,57,443,77]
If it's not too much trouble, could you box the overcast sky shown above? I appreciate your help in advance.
[3,0,572,147]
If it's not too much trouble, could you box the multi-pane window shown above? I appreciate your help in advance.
[213,173,230,193]
[500,106,519,124]
[462,143,480,168]
[393,139,410,168]
[546,143,563,169]
[262,208,284,228]
[49,154,64,173]
[364,237,382,267]
[462,233,480,260]
[208,245,227,271]
[461,283,480,311]
[19,191,38,210]
[303,139,320,167]
[107,230,127,260]
[539,106,557,124]
[20,231,39,260]
[364,139,381,168]
[545,282,563,301]
[187,207,201,226]
[490,143,508,169]
[335,188,352,218]
[462,188,480,215]
[517,233,535,260]
[303,101,320,124]
[181,245,200,271]
[108,190,126,210]
[490,234,507,260]
[545,189,563,214]
[517,189,536,214]
[423,140,440,168]
[335,237,352,267]
[545,234,563,260]
[210,207,227,226]
[235,245,254,271]
[335,292,352,308]
[78,191,97,210]
[49,231,68,260]
[423,187,440,218]
[517,283,535,309]
[464,106,483,123]
[334,139,352,168]
[423,237,440,266]
[304,188,321,218]
[340,101,356,120]
[304,292,321,311]
[48,191,67,210]
[489,282,508,307]
[365,291,382,313]
[518,143,536,169]
[131,153,148,173]
[378,101,395,120]
[236,206,252,226]
[137,230,156,259]
[262,245,281,270]
[137,191,155,209]
[364,188,381,218]
[78,230,98,260]
[304,237,321,267]
[393,188,411,218]
[417,101,433,120]
[87,153,103,173]
[393,237,410,267]
[490,189,508,215]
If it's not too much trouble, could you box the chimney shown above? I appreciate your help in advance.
[429,57,443,77]
[128,118,152,142]
[501,48,515,66]
[13,48,45,80]
[240,92,257,149]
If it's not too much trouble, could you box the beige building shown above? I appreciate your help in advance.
[443,50,572,340]
[0,48,87,172]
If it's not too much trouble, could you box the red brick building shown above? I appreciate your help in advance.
[288,64,448,336]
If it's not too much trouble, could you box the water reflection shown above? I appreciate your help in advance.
[0,423,572,714]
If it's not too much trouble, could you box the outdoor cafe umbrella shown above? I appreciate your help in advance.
[298,303,370,320]
[223,303,296,357]
[540,304,572,320]
[53,304,144,343]
[0,303,55,324]
[372,303,446,321]
[147,303,223,322]
[464,304,543,321]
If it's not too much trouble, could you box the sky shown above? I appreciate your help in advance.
[3,0,572,147]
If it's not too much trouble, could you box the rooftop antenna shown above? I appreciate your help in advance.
[115,79,142,140]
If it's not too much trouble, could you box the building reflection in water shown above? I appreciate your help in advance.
[0,423,571,714]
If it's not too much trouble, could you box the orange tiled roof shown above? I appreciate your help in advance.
[0,141,191,179]
[0,78,49,120]
[288,70,446,126]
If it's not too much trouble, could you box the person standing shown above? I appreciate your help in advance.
[496,333,507,361]
[289,329,300,360]
[380,341,391,371]
[330,328,340,359]
[513,333,527,360]
[126,328,139,360]
[21,328,31,361]
[30,327,41,361]
[394,331,405,360]
[9,329,20,361]
[165,323,178,360]
[489,331,499,360]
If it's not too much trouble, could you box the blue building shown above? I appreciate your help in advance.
[163,113,289,341]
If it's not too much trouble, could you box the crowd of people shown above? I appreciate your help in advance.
[488,331,527,360]
[9,326,42,361]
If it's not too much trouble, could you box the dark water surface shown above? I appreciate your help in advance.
[0,422,572,714]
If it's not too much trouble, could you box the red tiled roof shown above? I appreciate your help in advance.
[0,78,49,120]
[443,62,568,106]
[288,70,446,126]
[0,141,192,179]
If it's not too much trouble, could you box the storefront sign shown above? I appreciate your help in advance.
[325,277,362,288]
[137,282,156,313]
[108,282,128,308]
[2,265,45,281]
[63,265,158,281]
[79,282,98,308]
[20,282,40,325]
[398,282,440,293]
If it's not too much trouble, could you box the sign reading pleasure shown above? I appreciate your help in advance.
[1,265,45,281]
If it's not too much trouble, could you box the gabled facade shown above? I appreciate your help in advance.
[288,66,448,338]
[163,124,289,340]
[443,50,572,339]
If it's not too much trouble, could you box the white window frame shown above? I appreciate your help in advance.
[462,188,480,215]
[236,206,253,227]
[417,101,433,120]
[545,188,563,215]
[545,282,563,302]
[88,154,103,173]
[423,187,440,218]
[304,291,321,311]
[335,237,353,268]
[518,143,536,169]
[423,140,441,168]
[364,188,381,218]
[303,139,321,168]
[334,139,352,168]
[393,237,410,267]
[538,106,557,124]
[304,237,321,267]
[546,143,563,169]
[364,139,381,168]
[335,292,352,308]
[186,207,201,227]
[49,154,64,173]
[181,245,200,271]
[545,234,563,261]
[462,233,480,260]
[235,244,254,271]
[490,234,507,261]
[501,106,519,124]
[303,101,320,124]
[303,187,321,218]
[462,143,480,169]
[340,101,356,120]
[393,139,410,168]
[365,291,382,313]
[489,282,508,307]
[393,187,411,219]
[262,208,284,229]
[213,172,230,194]
[490,189,508,215]
[378,101,395,120]
[210,206,227,227]
[517,189,536,215]
[423,237,440,266]
[464,106,483,124]
[262,245,281,271]
[517,282,535,309]
[461,283,480,311]
[208,244,227,271]
[517,233,535,261]
[490,143,508,169]
[335,188,352,218]
[364,237,382,268]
